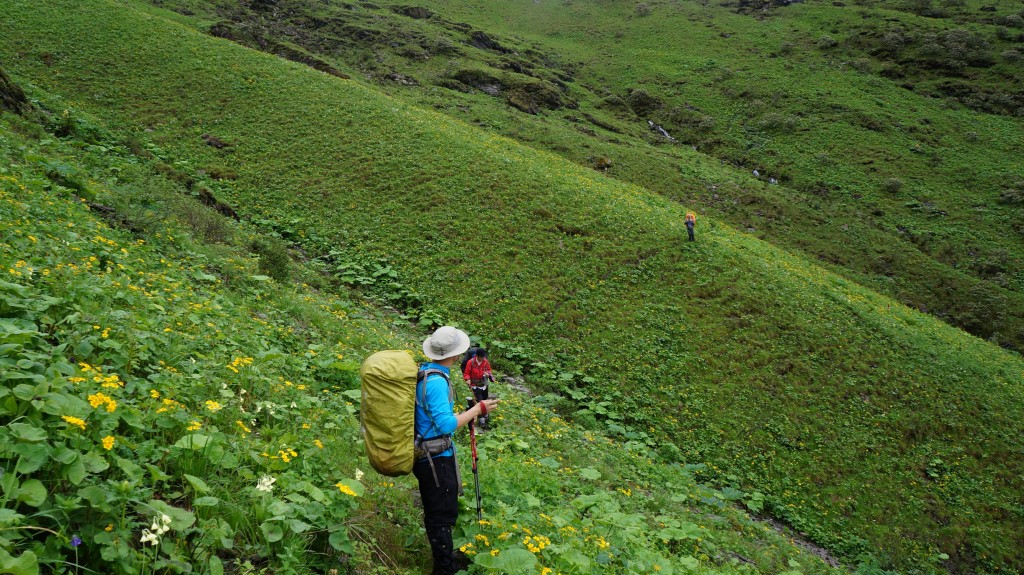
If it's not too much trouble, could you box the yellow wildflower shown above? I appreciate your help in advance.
[187,421,202,431]
[235,420,251,433]
[102,436,115,450]
[336,482,357,497]
[205,400,222,412]
[62,415,87,430]
[87,392,116,412]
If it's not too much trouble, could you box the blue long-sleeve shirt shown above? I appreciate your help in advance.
[415,362,456,458]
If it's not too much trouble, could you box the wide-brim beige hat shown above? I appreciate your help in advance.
[422,326,471,361]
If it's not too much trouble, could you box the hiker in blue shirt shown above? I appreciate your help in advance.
[415,326,499,575]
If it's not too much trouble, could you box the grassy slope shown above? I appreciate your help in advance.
[411,0,1024,328]
[0,79,855,575]
[149,0,1024,352]
[2,1,1023,572]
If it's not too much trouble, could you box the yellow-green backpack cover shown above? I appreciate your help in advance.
[360,350,419,476]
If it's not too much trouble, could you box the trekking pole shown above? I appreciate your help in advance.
[466,397,483,521]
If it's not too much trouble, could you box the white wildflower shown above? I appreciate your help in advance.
[355,469,364,481]
[256,475,276,493]
[140,529,159,546]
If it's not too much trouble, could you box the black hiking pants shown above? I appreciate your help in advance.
[413,455,460,575]
[470,382,489,428]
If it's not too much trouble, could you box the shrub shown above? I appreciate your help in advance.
[883,177,904,193]
[880,30,909,55]
[1002,14,1024,29]
[850,58,873,72]
[755,112,799,132]
[818,35,839,49]
[635,2,651,16]
[172,196,234,244]
[999,181,1024,205]
[250,236,292,282]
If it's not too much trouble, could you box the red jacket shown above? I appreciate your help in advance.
[463,356,492,384]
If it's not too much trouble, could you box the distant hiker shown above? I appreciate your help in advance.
[463,347,494,429]
[460,344,481,373]
[685,212,696,242]
[416,326,499,575]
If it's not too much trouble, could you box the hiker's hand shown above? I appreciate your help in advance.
[479,399,499,415]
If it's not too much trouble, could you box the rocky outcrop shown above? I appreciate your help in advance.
[0,68,30,115]
[395,6,432,19]
[507,81,570,114]
[468,31,510,53]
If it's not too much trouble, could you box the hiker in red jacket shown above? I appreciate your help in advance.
[463,348,493,429]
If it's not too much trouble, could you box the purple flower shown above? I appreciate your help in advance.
[71,535,82,547]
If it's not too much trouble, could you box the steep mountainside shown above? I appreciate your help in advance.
[151,0,1024,353]
[2,1,1023,573]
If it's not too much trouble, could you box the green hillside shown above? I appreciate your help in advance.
[145,0,1024,353]
[1,1,1023,574]
[0,72,856,575]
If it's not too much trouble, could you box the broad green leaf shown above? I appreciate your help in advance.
[288,519,311,533]
[193,497,220,507]
[719,486,744,501]
[578,467,601,480]
[52,445,77,464]
[561,548,591,570]
[81,450,109,473]
[78,486,111,507]
[16,479,46,507]
[0,547,38,575]
[267,500,291,518]
[116,457,144,482]
[538,457,561,469]
[184,474,210,494]
[65,456,87,485]
[0,509,23,525]
[12,385,40,402]
[328,529,352,553]
[173,434,211,450]
[208,555,224,575]
[146,500,195,530]
[74,340,93,357]
[14,443,51,474]
[297,481,327,504]
[473,546,538,571]
[261,521,284,543]
[8,423,46,443]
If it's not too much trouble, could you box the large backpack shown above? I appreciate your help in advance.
[359,350,451,476]
[460,346,479,372]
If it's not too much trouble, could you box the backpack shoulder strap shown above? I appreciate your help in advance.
[416,367,454,437]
